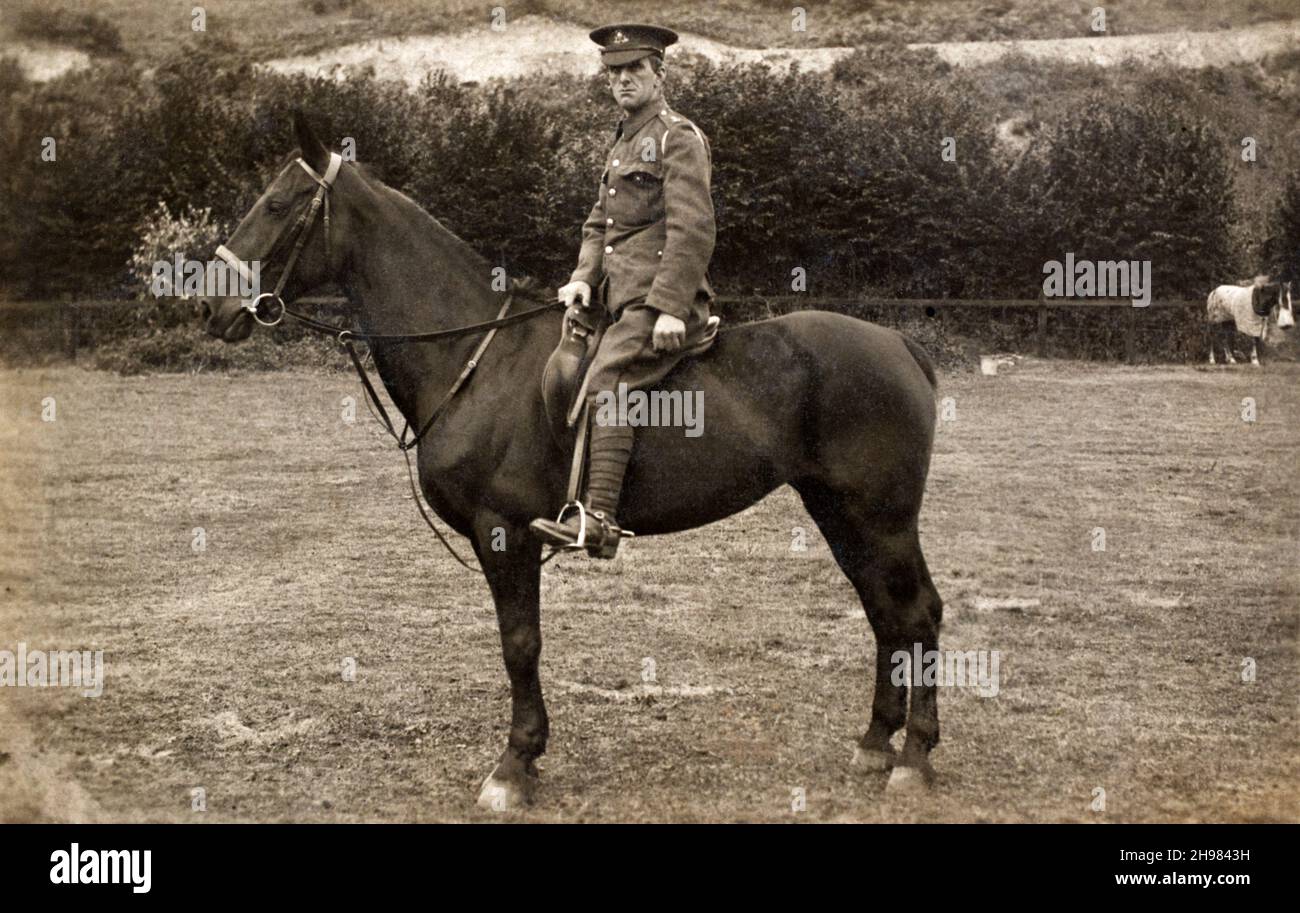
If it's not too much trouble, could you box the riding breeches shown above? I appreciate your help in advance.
[585,299,712,401]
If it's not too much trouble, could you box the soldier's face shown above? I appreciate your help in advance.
[606,58,662,112]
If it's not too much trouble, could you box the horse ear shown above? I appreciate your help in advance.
[292,109,329,173]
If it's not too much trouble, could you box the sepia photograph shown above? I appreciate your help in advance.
[0,0,1295,885]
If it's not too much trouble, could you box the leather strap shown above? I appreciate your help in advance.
[347,293,515,454]
[214,153,343,303]
[566,400,590,503]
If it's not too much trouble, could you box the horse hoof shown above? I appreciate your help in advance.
[850,746,895,772]
[476,769,535,812]
[885,765,931,796]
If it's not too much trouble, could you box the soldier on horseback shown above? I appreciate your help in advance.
[531,23,718,558]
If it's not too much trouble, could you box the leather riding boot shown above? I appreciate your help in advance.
[530,418,634,558]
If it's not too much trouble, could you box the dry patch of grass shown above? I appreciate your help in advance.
[0,360,1296,822]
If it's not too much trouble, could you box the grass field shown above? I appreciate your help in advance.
[0,359,1297,822]
[4,0,1299,61]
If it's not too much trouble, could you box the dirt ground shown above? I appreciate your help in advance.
[262,17,1300,87]
[0,359,1296,823]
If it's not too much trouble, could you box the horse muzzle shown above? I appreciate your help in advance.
[199,297,256,341]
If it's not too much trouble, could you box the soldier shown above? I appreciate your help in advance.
[531,23,716,558]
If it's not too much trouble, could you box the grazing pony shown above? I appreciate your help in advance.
[1206,277,1294,366]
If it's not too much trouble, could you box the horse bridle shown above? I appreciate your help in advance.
[211,151,565,570]
[216,152,343,329]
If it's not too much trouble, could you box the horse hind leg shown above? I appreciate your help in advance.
[796,482,943,791]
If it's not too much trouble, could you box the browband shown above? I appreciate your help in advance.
[214,152,343,280]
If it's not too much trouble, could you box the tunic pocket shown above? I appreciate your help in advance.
[608,161,664,227]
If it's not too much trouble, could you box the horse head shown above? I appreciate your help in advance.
[1276,280,1295,330]
[200,112,353,341]
[1249,277,1293,341]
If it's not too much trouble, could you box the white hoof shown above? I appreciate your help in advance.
[885,765,930,796]
[476,771,532,812]
[850,746,894,772]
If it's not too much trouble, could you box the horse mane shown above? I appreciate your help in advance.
[323,152,556,303]
[263,147,556,302]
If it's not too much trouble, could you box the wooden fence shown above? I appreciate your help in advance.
[753,297,1203,363]
[0,296,1204,364]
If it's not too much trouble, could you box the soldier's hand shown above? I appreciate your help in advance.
[652,312,687,353]
[558,280,592,309]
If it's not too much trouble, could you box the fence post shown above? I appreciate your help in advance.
[1125,304,1136,364]
[62,303,78,361]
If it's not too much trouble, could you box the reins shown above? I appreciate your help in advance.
[214,152,565,572]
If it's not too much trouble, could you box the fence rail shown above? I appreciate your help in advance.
[0,295,1205,363]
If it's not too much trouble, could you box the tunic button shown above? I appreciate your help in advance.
[608,188,616,196]
[612,159,620,166]
[604,245,613,254]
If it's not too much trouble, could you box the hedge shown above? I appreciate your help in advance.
[0,36,1259,315]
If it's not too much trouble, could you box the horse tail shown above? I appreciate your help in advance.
[901,334,938,389]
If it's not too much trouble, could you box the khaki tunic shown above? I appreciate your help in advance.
[571,99,717,396]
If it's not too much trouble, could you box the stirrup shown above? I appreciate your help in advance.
[555,500,592,550]
[551,501,635,549]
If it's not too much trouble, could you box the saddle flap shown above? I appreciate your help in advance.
[542,311,722,440]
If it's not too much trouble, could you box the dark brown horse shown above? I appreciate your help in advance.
[199,114,944,811]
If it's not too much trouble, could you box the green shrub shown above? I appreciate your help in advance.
[13,7,124,55]
[1268,166,1300,280]
[0,44,1260,365]
[1030,79,1239,298]
[128,202,230,299]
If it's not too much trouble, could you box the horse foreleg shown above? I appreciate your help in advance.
[472,515,547,812]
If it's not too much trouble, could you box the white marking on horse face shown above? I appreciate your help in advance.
[1278,285,1295,329]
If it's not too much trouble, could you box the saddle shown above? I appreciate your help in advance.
[541,305,720,443]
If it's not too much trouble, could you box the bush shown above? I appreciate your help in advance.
[1268,167,1300,280]
[128,202,230,299]
[13,7,124,55]
[672,60,874,295]
[0,44,1263,365]
[1028,79,1239,299]
[303,0,372,15]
